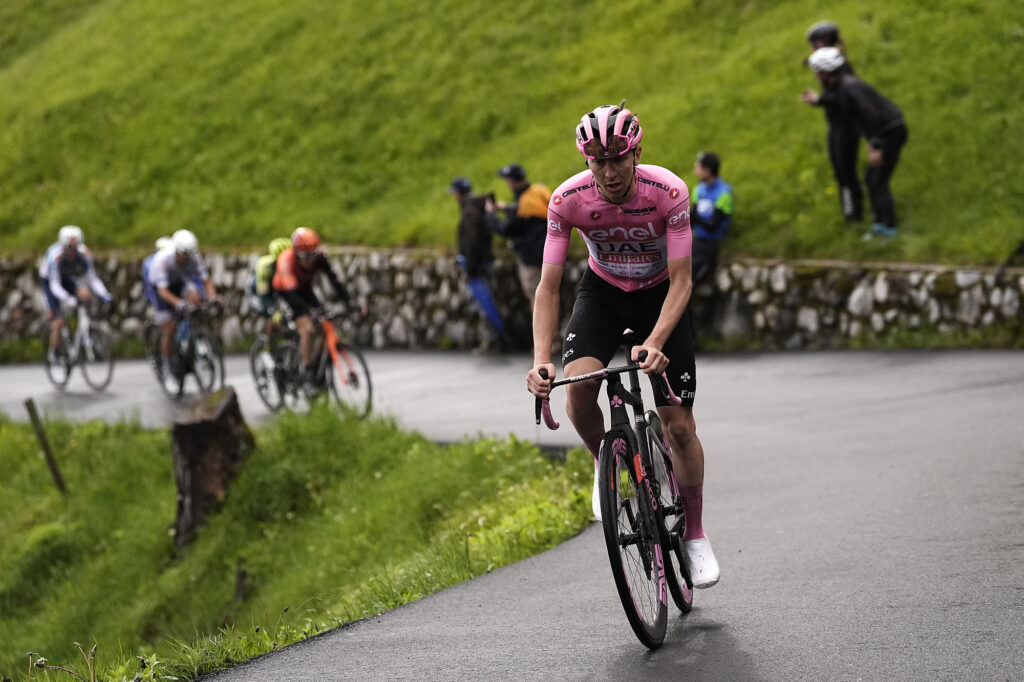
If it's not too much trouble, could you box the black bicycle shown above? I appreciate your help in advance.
[144,301,225,399]
[535,335,693,648]
[250,304,372,417]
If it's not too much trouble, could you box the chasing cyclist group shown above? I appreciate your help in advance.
[40,225,347,386]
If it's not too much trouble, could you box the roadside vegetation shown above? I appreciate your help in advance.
[0,406,592,681]
[0,0,1020,263]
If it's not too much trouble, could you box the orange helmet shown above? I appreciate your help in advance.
[291,227,321,252]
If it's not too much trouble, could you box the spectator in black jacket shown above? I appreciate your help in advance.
[801,21,863,223]
[450,176,506,349]
[484,163,552,310]
[807,47,908,238]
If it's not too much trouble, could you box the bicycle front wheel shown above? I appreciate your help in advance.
[190,331,224,396]
[249,335,282,411]
[80,327,115,391]
[326,343,372,418]
[599,429,668,649]
[42,333,72,390]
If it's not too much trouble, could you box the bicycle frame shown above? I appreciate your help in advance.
[317,316,360,388]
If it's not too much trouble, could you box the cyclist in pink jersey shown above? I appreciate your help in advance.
[526,102,719,589]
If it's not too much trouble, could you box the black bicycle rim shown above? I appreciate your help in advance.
[250,335,283,411]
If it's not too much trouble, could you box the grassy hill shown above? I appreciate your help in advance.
[0,407,591,680]
[0,0,1021,264]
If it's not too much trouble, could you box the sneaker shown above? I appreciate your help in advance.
[684,536,720,589]
[865,222,899,239]
[592,463,602,521]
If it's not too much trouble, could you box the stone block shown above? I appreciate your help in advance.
[873,272,890,303]
[847,280,873,317]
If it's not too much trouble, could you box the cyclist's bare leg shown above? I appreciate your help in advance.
[657,405,704,486]
[160,319,175,360]
[296,315,314,368]
[658,405,709,542]
[564,356,607,459]
[49,316,65,351]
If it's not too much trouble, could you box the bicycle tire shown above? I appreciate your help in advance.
[275,340,308,411]
[42,326,72,390]
[190,331,223,396]
[598,429,668,649]
[326,342,372,418]
[647,429,693,614]
[249,335,283,411]
[80,327,115,392]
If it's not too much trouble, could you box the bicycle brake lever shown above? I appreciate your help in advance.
[536,368,560,430]
[637,351,682,406]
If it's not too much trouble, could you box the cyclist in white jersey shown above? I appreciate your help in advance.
[526,102,720,588]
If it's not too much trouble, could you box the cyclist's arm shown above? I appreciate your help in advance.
[527,262,562,398]
[319,256,352,304]
[83,252,112,300]
[640,256,692,366]
[157,285,184,308]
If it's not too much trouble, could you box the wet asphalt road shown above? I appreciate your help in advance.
[3,350,1023,680]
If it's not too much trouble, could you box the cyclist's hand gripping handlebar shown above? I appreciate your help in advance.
[535,368,560,430]
[636,350,683,407]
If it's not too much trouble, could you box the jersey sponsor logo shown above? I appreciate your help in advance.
[638,177,672,193]
[590,210,601,221]
[587,222,659,242]
[667,208,689,226]
[619,206,657,216]
[680,372,691,383]
[548,219,564,232]
[670,187,681,199]
[553,195,563,205]
[594,252,661,264]
[560,183,592,199]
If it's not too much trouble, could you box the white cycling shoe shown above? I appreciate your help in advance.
[684,536,720,589]
[592,464,602,521]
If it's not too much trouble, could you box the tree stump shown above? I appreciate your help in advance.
[172,386,255,547]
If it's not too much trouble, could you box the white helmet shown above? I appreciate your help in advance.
[58,225,84,247]
[172,229,199,255]
[155,236,173,250]
[808,46,845,73]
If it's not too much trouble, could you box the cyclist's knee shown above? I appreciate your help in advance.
[296,316,313,334]
[662,410,698,450]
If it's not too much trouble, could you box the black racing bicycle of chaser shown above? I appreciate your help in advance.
[535,333,694,648]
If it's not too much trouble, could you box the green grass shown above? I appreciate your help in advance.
[0,407,592,681]
[0,0,1020,263]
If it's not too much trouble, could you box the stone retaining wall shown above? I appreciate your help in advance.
[2,250,1022,351]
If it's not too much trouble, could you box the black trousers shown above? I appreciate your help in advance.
[827,124,863,222]
[865,124,908,228]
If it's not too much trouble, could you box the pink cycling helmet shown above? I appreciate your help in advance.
[576,100,643,160]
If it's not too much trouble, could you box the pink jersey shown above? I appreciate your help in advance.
[544,164,692,292]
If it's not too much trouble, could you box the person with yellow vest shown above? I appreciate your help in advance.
[485,163,552,310]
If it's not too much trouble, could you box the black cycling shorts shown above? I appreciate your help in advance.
[277,289,321,318]
[561,268,697,408]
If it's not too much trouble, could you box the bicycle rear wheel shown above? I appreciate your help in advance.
[647,428,693,614]
[598,429,668,649]
[326,342,372,418]
[80,327,115,391]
